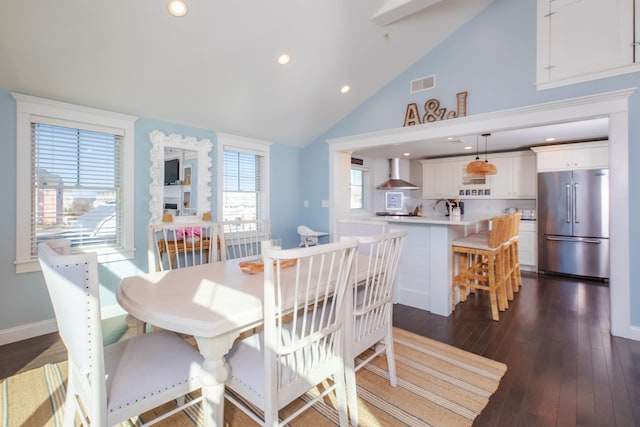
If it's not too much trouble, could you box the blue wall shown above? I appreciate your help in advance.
[300,0,640,324]
[0,95,302,331]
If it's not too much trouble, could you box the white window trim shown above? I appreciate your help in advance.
[13,93,138,273]
[216,132,271,222]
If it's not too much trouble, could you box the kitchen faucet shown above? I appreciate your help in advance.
[433,198,450,210]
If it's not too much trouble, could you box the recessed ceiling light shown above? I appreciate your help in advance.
[403,152,411,156]
[464,146,473,150]
[441,138,463,144]
[340,85,351,94]
[545,137,556,142]
[168,0,188,17]
[277,54,291,65]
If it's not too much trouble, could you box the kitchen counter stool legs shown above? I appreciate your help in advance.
[451,215,509,321]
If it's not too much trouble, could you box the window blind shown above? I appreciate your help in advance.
[31,122,123,255]
[223,150,265,221]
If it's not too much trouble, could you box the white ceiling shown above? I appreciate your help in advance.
[352,117,610,160]
[0,0,495,147]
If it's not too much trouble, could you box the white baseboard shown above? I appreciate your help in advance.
[0,319,58,346]
[0,304,128,346]
[625,325,640,341]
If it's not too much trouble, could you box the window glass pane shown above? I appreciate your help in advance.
[350,168,363,209]
[32,123,121,254]
[223,150,263,221]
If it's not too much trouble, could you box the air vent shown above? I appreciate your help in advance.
[410,74,435,93]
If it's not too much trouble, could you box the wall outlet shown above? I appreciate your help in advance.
[303,200,309,208]
[321,200,329,208]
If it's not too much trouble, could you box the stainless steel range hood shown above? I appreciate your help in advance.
[376,158,420,190]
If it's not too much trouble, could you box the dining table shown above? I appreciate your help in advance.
[116,249,368,427]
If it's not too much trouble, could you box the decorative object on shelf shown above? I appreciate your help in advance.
[466,133,498,175]
[403,91,468,126]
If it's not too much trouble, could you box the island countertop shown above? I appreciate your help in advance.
[375,213,494,226]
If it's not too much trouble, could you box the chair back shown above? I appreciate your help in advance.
[350,230,406,353]
[489,215,507,249]
[262,239,358,408]
[38,239,107,415]
[148,220,218,271]
[219,219,270,261]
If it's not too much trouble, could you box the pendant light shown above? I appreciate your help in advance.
[465,135,486,174]
[481,133,497,175]
[465,133,498,175]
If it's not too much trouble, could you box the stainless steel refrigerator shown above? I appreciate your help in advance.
[538,169,609,279]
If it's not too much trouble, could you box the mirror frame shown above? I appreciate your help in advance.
[149,130,213,224]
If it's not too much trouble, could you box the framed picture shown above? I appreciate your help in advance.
[385,192,404,211]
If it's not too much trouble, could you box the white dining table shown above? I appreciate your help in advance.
[116,254,368,427]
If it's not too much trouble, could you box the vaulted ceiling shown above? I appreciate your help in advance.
[0,0,495,147]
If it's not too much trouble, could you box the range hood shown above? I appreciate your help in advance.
[376,158,420,190]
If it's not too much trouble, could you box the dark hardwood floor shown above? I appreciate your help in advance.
[394,272,640,427]
[2,272,639,426]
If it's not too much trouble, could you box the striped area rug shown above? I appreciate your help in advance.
[0,328,506,427]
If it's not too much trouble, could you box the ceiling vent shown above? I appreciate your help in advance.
[410,74,435,93]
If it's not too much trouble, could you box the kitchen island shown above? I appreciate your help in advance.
[379,214,493,316]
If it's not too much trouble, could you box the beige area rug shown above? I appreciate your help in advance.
[0,328,506,427]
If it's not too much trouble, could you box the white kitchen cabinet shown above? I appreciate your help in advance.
[518,220,537,271]
[532,141,608,172]
[421,152,536,199]
[420,159,459,199]
[487,152,536,198]
[537,0,637,89]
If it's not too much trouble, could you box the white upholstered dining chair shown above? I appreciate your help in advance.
[219,219,271,261]
[343,230,406,426]
[38,239,204,427]
[224,239,359,426]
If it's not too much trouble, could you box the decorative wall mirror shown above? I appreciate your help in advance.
[149,130,213,224]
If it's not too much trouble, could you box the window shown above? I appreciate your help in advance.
[350,166,369,210]
[350,168,364,209]
[217,133,271,222]
[14,94,137,273]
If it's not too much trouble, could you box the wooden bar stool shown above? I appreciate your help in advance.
[451,215,509,321]
[507,211,523,293]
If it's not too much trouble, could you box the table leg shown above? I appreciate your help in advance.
[194,334,237,427]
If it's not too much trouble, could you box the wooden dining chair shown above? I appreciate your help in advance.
[38,239,204,427]
[224,239,358,426]
[219,219,271,261]
[343,230,406,426]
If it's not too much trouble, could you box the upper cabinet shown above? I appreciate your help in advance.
[531,141,609,172]
[488,152,537,198]
[420,159,459,199]
[420,151,535,199]
[537,0,639,89]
